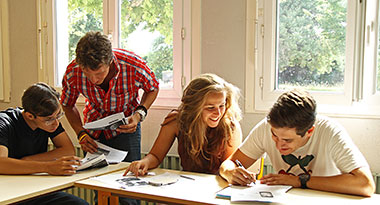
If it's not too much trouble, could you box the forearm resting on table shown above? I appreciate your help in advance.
[21,147,75,161]
[306,168,375,197]
[0,157,49,174]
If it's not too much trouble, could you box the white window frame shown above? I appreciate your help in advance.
[246,0,380,117]
[38,0,201,108]
[0,0,10,102]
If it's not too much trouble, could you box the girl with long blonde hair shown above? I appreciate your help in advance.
[125,73,242,174]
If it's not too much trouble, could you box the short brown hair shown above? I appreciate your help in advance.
[22,83,60,117]
[75,31,113,70]
[267,89,316,136]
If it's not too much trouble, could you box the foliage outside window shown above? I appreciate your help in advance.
[67,0,103,62]
[60,0,174,89]
[249,0,380,115]
[277,0,346,92]
[120,0,173,88]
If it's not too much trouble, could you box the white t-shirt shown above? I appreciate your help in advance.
[240,115,369,176]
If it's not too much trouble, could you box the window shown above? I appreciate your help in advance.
[246,0,380,116]
[39,0,199,107]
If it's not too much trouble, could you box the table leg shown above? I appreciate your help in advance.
[109,195,119,205]
[98,191,108,205]
[98,191,119,205]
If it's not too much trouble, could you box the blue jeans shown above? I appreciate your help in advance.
[95,123,141,205]
[98,123,141,162]
[16,191,88,205]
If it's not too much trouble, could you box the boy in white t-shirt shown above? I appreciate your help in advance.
[219,89,375,196]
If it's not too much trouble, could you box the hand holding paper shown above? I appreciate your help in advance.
[77,141,128,171]
[79,134,98,153]
[83,112,129,130]
[116,113,140,134]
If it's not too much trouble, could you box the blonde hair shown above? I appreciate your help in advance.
[178,73,241,166]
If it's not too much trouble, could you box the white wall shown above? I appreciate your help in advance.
[1,0,379,174]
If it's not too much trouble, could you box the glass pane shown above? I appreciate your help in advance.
[55,0,103,87]
[276,0,346,92]
[119,0,173,89]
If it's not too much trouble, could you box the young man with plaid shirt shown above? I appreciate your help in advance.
[61,31,159,204]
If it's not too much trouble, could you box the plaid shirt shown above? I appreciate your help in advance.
[60,48,159,139]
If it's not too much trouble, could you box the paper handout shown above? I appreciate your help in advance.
[216,181,292,203]
[77,141,128,171]
[83,112,129,130]
[77,153,108,171]
[92,172,180,188]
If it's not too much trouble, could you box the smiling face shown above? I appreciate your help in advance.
[201,92,227,128]
[270,126,313,155]
[82,64,110,85]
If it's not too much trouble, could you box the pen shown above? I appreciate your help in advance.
[235,159,256,184]
[180,175,195,180]
[235,159,244,168]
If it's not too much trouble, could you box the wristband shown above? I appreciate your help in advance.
[77,130,89,143]
[78,134,87,144]
[77,130,88,139]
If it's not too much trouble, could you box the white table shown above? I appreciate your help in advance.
[74,167,380,205]
[0,163,129,204]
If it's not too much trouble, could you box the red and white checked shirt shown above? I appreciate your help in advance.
[60,48,159,139]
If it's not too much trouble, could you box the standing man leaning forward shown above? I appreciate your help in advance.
[60,31,159,164]
[0,83,87,205]
[220,89,375,197]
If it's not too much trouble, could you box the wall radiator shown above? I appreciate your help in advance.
[50,146,379,203]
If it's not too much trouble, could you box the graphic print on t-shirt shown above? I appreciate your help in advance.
[279,154,314,175]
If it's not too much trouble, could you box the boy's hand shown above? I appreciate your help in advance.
[46,156,81,176]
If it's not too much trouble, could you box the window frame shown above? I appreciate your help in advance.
[0,0,10,102]
[246,0,380,117]
[38,0,201,108]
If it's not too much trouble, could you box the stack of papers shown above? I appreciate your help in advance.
[216,182,292,203]
[77,154,108,171]
[77,141,128,171]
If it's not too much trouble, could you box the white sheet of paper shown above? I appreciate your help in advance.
[216,181,291,203]
[84,141,128,164]
[92,172,180,189]
[91,173,125,189]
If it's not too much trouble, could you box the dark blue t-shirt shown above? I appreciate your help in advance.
[0,107,64,159]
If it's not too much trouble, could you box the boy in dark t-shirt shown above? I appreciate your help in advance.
[0,83,87,205]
